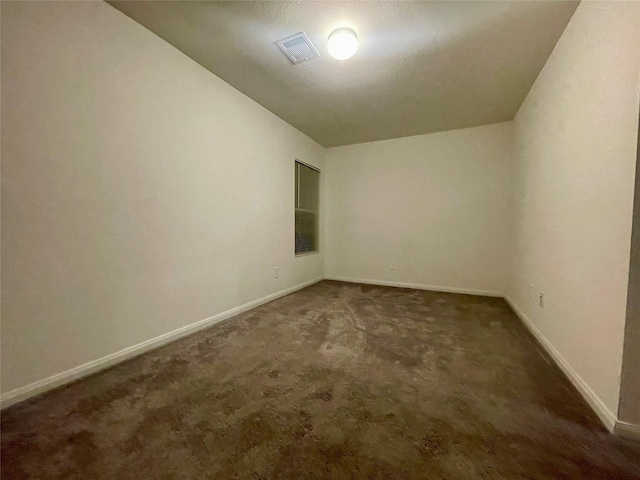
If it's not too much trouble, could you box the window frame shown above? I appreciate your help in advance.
[294,160,320,257]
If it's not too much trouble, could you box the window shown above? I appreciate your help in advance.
[295,161,319,255]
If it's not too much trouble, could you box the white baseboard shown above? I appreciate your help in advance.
[504,296,618,433]
[5,277,636,440]
[325,276,503,297]
[331,276,620,434]
[614,420,640,440]
[0,277,323,410]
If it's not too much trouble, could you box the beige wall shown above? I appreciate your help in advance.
[507,0,640,420]
[1,1,324,397]
[325,122,513,295]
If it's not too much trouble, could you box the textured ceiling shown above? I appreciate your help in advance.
[108,1,578,147]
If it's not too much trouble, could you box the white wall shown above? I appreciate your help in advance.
[507,0,640,422]
[1,1,324,399]
[3,0,639,432]
[325,122,513,295]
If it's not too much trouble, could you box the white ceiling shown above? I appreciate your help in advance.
[108,1,579,147]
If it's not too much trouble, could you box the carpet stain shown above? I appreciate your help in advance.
[1,280,639,479]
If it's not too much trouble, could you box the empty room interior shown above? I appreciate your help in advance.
[2,0,640,478]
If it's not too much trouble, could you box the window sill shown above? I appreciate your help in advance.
[295,251,319,258]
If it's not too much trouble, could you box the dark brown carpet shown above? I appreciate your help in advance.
[2,280,639,479]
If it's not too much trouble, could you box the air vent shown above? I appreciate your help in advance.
[276,32,320,64]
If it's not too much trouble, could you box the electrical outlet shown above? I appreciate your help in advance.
[538,291,545,308]
[529,284,535,300]
[274,267,279,279]
[390,261,396,270]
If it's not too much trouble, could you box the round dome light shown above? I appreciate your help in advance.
[327,28,358,60]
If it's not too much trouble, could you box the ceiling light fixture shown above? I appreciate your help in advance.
[327,28,358,60]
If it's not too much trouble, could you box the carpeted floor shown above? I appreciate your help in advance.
[2,280,639,479]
